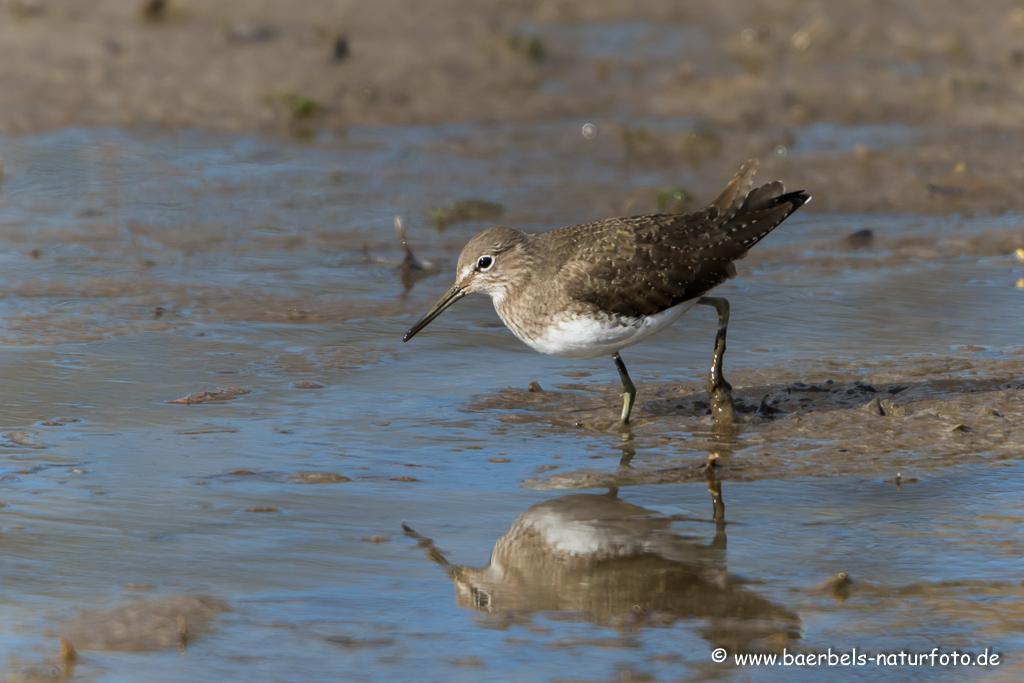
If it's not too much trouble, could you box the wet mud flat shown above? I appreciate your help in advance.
[2,0,1024,673]
[0,123,1021,681]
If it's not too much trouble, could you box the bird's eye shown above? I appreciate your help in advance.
[476,255,494,271]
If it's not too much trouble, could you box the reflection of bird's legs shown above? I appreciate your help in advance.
[697,297,737,431]
[705,453,727,551]
[706,461,726,523]
[618,432,636,468]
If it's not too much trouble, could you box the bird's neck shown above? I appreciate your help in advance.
[491,247,542,335]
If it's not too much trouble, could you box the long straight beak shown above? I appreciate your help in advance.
[403,284,467,342]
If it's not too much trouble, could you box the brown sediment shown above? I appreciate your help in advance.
[291,381,326,389]
[200,469,355,485]
[167,386,250,404]
[0,1,1022,137]
[0,432,47,450]
[265,347,388,374]
[0,274,420,346]
[48,595,229,652]
[289,472,351,484]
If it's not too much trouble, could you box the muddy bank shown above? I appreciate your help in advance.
[470,351,1024,487]
[4,0,1024,134]
[6,1,1024,217]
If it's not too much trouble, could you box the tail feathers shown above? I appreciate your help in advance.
[709,159,759,221]
[710,159,810,225]
[731,188,810,251]
[740,180,785,212]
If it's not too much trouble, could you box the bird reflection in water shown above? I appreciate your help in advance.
[404,466,799,653]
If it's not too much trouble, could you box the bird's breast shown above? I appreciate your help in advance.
[494,299,697,360]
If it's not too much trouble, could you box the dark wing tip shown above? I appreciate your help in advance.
[785,189,811,213]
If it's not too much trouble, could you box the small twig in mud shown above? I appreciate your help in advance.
[395,216,430,272]
[360,217,435,292]
[395,215,433,292]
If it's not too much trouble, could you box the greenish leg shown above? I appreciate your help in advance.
[612,351,636,429]
[697,296,737,430]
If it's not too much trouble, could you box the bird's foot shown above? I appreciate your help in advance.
[708,381,737,433]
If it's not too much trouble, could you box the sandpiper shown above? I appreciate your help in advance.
[404,160,809,428]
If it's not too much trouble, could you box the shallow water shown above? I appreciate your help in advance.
[0,124,1022,681]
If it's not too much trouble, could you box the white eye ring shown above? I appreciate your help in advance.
[477,255,494,271]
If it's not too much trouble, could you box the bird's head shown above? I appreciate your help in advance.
[403,226,528,342]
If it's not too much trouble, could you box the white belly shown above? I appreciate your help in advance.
[508,299,697,360]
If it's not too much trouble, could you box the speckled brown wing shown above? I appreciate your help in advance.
[553,164,809,318]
